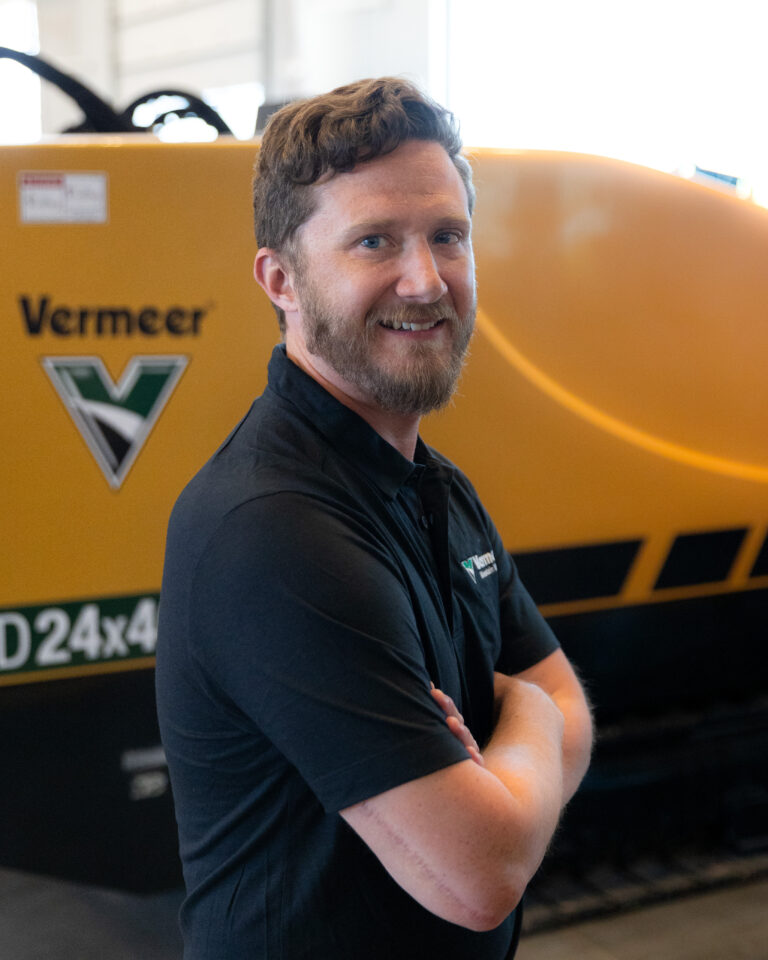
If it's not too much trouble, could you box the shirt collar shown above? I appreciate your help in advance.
[265,344,435,499]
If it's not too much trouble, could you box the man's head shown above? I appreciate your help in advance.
[253,79,477,421]
[253,77,475,334]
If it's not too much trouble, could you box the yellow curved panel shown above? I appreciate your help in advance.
[469,150,768,469]
[476,306,768,484]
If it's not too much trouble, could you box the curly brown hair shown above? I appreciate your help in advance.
[253,77,474,332]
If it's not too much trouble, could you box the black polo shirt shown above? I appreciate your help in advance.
[156,345,559,960]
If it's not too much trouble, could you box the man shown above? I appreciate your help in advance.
[156,77,593,959]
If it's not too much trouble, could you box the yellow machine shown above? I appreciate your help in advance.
[2,138,767,889]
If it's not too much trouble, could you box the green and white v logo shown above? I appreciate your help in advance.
[42,355,187,489]
[461,558,477,584]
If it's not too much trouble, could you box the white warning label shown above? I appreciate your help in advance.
[19,171,108,224]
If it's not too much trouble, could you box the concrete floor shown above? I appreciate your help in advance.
[517,877,768,960]
[0,867,183,960]
[1,866,766,959]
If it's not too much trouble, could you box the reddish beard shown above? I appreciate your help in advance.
[302,293,476,415]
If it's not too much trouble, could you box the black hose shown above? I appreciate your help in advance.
[0,46,135,132]
[0,47,235,136]
[121,89,234,135]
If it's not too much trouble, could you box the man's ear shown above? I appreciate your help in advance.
[254,248,299,313]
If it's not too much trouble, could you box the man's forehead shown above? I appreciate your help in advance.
[307,141,470,222]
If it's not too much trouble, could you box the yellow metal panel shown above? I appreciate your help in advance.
[2,138,273,609]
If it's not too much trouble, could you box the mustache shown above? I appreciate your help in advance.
[365,301,462,328]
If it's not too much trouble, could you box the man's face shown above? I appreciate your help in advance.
[288,139,476,416]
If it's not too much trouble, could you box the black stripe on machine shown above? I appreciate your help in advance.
[749,530,768,578]
[513,539,643,606]
[654,527,748,590]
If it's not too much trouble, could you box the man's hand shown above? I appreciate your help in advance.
[430,684,485,767]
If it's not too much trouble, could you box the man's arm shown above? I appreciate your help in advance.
[511,648,594,805]
[340,675,567,932]
[432,650,593,807]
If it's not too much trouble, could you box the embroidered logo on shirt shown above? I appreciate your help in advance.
[460,550,498,583]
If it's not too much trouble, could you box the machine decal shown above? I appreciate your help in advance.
[654,527,748,589]
[750,534,768,577]
[515,539,643,606]
[121,746,170,802]
[0,593,159,686]
[42,355,187,488]
[515,526,768,615]
[18,171,108,224]
[21,295,209,337]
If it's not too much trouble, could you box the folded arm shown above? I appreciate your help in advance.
[511,648,593,805]
[340,664,575,931]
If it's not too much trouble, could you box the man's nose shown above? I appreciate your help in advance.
[394,242,448,303]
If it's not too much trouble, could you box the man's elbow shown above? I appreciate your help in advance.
[446,866,527,932]
[435,784,558,930]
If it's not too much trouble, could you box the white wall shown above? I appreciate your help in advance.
[36,0,268,133]
[265,0,433,102]
[114,0,266,106]
[34,0,442,135]
[36,0,115,132]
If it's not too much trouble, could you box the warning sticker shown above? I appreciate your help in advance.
[19,171,108,224]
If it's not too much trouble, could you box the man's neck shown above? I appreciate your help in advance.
[285,342,421,461]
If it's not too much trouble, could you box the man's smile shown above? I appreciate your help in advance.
[378,317,444,332]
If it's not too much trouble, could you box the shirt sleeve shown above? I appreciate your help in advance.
[187,491,469,813]
[494,546,561,674]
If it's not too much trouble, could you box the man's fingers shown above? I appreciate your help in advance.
[446,714,472,743]
[448,719,485,768]
[445,712,485,768]
[466,745,486,768]
[431,685,484,764]
[430,686,463,722]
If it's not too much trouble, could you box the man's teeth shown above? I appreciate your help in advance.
[381,319,440,331]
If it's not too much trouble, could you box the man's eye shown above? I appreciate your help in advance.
[434,231,460,245]
[360,236,384,249]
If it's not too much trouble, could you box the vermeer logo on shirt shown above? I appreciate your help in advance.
[459,550,498,584]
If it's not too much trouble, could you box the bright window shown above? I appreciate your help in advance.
[0,0,41,143]
[445,0,768,202]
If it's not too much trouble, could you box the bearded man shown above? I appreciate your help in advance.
[156,77,593,960]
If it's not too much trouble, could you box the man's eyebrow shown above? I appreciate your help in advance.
[340,219,399,240]
[340,215,472,241]
[435,216,472,233]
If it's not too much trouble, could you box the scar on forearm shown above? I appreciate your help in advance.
[351,799,487,927]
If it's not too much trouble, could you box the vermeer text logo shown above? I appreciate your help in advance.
[20,295,208,337]
[42,356,187,489]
